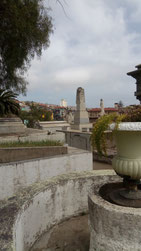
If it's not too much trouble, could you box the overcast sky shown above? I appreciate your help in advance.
[20,0,141,108]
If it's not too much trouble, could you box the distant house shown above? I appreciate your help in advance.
[88,107,119,123]
[52,106,67,120]
[60,99,67,107]
[19,101,30,112]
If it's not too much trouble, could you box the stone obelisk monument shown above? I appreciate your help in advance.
[100,99,105,116]
[71,87,92,131]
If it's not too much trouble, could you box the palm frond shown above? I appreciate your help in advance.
[0,89,20,116]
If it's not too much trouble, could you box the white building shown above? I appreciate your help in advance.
[60,99,67,107]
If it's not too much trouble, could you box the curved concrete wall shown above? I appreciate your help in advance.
[0,148,92,200]
[13,171,117,251]
[88,183,141,251]
[14,178,91,251]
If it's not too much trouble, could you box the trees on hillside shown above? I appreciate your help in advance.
[0,0,53,94]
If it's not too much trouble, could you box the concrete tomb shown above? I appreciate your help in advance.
[0,117,26,134]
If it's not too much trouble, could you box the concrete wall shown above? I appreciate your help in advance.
[0,148,93,200]
[39,121,70,132]
[0,146,67,163]
[0,117,26,134]
[64,130,116,154]
[0,130,65,143]
[64,130,91,151]
[13,171,117,251]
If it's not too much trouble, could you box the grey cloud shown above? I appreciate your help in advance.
[21,0,141,107]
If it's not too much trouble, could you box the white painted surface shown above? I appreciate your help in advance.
[60,99,67,107]
[0,148,92,200]
[39,121,70,132]
[110,122,141,131]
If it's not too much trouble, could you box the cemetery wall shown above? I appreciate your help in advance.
[0,148,93,200]
[0,146,67,163]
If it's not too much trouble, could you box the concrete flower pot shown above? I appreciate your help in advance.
[110,122,141,180]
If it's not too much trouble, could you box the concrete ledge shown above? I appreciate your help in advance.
[39,121,70,132]
[0,146,67,163]
[0,117,26,134]
[0,170,117,251]
[62,130,91,151]
[0,130,65,143]
[0,147,93,200]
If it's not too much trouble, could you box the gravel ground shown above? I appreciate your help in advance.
[93,161,112,170]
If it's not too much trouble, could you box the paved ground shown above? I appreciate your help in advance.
[31,215,89,251]
[93,161,112,170]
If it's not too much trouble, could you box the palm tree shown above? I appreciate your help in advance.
[0,89,20,117]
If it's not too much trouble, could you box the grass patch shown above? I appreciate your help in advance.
[0,140,63,148]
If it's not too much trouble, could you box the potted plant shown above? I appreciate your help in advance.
[91,106,141,205]
[91,112,125,156]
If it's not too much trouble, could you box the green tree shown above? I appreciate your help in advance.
[19,104,52,128]
[0,0,53,94]
[0,89,20,116]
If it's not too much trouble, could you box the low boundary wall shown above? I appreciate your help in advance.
[0,148,93,200]
[62,130,91,151]
[0,146,67,163]
[0,130,65,143]
[62,130,116,152]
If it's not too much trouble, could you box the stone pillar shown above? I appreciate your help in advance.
[71,87,92,131]
[100,99,105,116]
[74,87,89,125]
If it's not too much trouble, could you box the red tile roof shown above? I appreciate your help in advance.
[88,108,118,112]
